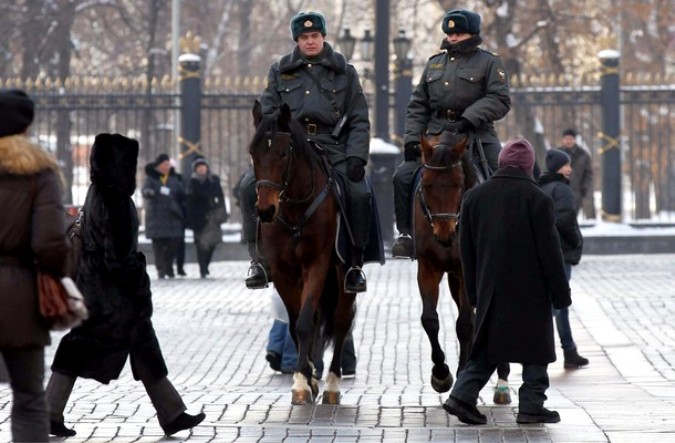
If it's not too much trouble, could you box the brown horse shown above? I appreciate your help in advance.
[414,132,478,393]
[249,100,355,405]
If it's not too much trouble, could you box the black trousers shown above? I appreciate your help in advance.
[194,234,217,277]
[1,346,49,442]
[151,238,181,278]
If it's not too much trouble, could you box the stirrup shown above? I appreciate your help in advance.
[392,234,414,259]
[245,262,269,289]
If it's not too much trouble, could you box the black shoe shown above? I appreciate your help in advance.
[391,234,413,258]
[162,412,206,436]
[265,351,282,371]
[280,366,295,374]
[345,266,367,293]
[443,395,487,425]
[245,261,269,289]
[563,347,589,369]
[50,420,76,437]
[342,367,356,377]
[517,407,560,424]
[177,268,187,277]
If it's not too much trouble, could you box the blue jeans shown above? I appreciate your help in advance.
[266,320,297,370]
[552,262,575,350]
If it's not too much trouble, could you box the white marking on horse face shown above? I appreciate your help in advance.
[324,372,340,392]
[292,372,311,392]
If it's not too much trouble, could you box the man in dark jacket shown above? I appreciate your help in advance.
[46,134,204,438]
[142,154,186,279]
[391,9,511,258]
[443,138,571,425]
[539,149,589,369]
[557,128,594,216]
[241,10,372,293]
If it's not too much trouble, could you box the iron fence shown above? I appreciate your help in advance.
[5,73,674,223]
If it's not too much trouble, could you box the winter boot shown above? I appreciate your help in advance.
[345,246,366,293]
[563,347,589,369]
[245,241,269,289]
[392,233,414,258]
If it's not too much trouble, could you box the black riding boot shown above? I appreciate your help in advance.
[392,232,414,258]
[245,241,269,289]
[345,246,367,293]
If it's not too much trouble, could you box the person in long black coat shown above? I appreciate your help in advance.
[46,134,205,437]
[186,157,228,278]
[443,138,571,425]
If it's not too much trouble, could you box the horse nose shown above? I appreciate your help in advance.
[434,233,456,247]
[257,205,277,222]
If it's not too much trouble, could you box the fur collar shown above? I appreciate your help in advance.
[278,42,347,74]
[0,135,60,176]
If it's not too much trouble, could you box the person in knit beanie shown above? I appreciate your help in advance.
[443,135,570,426]
[0,89,35,137]
[545,149,571,174]
[497,138,535,176]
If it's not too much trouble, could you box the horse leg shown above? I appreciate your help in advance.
[418,262,452,393]
[291,299,319,405]
[322,268,355,404]
[493,362,512,405]
[448,272,474,373]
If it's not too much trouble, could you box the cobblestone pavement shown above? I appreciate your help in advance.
[1,255,675,442]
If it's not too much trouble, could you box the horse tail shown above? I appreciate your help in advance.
[317,266,339,349]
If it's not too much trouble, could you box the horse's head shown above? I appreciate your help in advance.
[249,100,294,222]
[418,132,470,246]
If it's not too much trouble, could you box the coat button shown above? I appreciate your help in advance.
[470,77,474,81]
[308,63,312,68]
[305,90,310,95]
[450,57,455,61]
[444,81,449,86]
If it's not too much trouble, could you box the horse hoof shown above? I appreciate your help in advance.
[291,389,314,405]
[321,391,341,404]
[431,373,453,393]
[493,387,512,405]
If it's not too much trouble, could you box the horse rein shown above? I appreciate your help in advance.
[417,159,464,224]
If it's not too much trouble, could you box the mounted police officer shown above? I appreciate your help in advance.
[240,11,372,293]
[391,9,511,258]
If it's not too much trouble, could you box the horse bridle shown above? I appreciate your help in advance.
[417,159,464,225]
[254,132,315,204]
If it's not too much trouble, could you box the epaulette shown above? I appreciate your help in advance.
[427,50,447,61]
[479,48,500,57]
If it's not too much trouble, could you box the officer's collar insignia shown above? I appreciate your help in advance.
[448,20,455,28]
[304,20,313,27]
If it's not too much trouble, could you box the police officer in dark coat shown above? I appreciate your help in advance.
[46,134,204,437]
[241,10,371,293]
[443,138,571,425]
[391,9,511,258]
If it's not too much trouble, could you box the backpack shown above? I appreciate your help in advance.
[65,208,85,279]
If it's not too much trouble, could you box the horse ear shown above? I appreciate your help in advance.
[278,103,292,131]
[252,100,263,127]
[420,136,433,163]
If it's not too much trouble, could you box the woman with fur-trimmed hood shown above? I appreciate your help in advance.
[46,134,205,438]
[0,89,69,442]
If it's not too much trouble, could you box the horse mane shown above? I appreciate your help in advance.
[250,110,317,162]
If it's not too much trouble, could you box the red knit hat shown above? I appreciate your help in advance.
[498,138,535,175]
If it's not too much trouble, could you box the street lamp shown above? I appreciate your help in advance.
[338,28,356,63]
[392,30,413,143]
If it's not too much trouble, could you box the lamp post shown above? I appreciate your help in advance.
[337,27,413,143]
[392,29,413,143]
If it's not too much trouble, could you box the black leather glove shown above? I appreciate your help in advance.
[346,157,366,182]
[453,118,474,134]
[404,142,421,162]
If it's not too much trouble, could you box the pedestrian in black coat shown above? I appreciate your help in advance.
[186,157,228,278]
[443,137,571,426]
[539,149,589,369]
[46,134,205,438]
[142,154,186,279]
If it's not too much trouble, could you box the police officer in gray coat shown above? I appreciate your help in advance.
[241,11,371,293]
[391,9,511,258]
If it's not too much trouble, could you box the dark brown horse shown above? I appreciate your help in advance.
[414,133,478,393]
[249,100,355,405]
